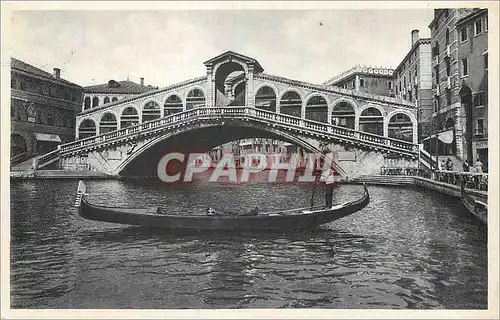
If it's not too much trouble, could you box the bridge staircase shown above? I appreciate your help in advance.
[418,144,464,171]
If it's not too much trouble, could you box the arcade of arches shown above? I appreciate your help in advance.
[77,91,418,144]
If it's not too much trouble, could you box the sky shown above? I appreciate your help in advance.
[9,9,434,87]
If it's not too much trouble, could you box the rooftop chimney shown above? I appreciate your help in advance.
[53,68,61,79]
[411,29,420,46]
[140,77,144,86]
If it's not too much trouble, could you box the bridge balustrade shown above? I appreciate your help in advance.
[64,106,418,156]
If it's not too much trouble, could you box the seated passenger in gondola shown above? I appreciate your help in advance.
[206,207,216,216]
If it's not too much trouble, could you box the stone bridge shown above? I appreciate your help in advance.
[39,51,421,179]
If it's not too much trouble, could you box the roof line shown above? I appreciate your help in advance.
[78,76,207,116]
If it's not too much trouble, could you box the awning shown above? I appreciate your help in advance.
[34,133,61,143]
[255,101,273,108]
[421,129,454,144]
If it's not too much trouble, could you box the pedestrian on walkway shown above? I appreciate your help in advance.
[463,160,469,172]
[475,158,483,174]
[446,158,453,171]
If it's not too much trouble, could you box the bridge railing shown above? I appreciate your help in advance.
[249,107,417,153]
[61,106,418,155]
[34,148,60,169]
[417,169,488,191]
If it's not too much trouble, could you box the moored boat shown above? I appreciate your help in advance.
[74,181,369,232]
[461,182,487,224]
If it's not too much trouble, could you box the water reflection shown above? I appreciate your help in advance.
[10,178,487,309]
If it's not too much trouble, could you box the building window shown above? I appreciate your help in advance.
[444,9,449,18]
[387,81,393,89]
[47,113,54,126]
[461,58,468,76]
[460,27,468,42]
[474,91,487,107]
[360,79,365,88]
[484,53,488,70]
[352,80,355,88]
[475,19,483,35]
[445,28,450,45]
[446,89,452,106]
[475,119,484,134]
[84,97,91,110]
[435,66,440,83]
[446,58,451,76]
[92,96,99,108]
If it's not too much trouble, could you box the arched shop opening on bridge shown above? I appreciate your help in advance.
[186,89,205,110]
[255,86,277,112]
[305,95,328,123]
[164,95,183,116]
[280,91,302,118]
[78,119,97,139]
[331,101,356,129]
[99,112,118,134]
[387,113,414,142]
[142,101,161,122]
[359,107,384,136]
[120,106,139,128]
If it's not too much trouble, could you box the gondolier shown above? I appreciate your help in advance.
[322,167,336,208]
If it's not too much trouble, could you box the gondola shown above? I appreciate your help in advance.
[461,182,487,224]
[74,181,370,232]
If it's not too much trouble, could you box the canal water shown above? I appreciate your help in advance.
[10,173,487,309]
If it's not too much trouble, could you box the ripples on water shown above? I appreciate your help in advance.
[10,175,487,309]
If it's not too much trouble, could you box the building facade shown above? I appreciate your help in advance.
[324,66,395,97]
[425,8,476,163]
[456,8,488,170]
[82,78,157,111]
[10,58,83,162]
[394,30,433,141]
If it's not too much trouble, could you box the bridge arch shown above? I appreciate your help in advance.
[78,118,97,139]
[163,93,184,116]
[99,111,118,134]
[120,105,140,128]
[304,92,330,123]
[254,83,278,113]
[213,60,248,107]
[185,87,207,110]
[385,109,418,143]
[114,121,334,176]
[358,104,385,136]
[278,88,303,118]
[141,99,162,122]
[331,98,358,130]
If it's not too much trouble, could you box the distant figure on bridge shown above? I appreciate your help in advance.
[446,158,453,171]
[475,159,483,174]
[439,160,446,171]
[463,160,469,172]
